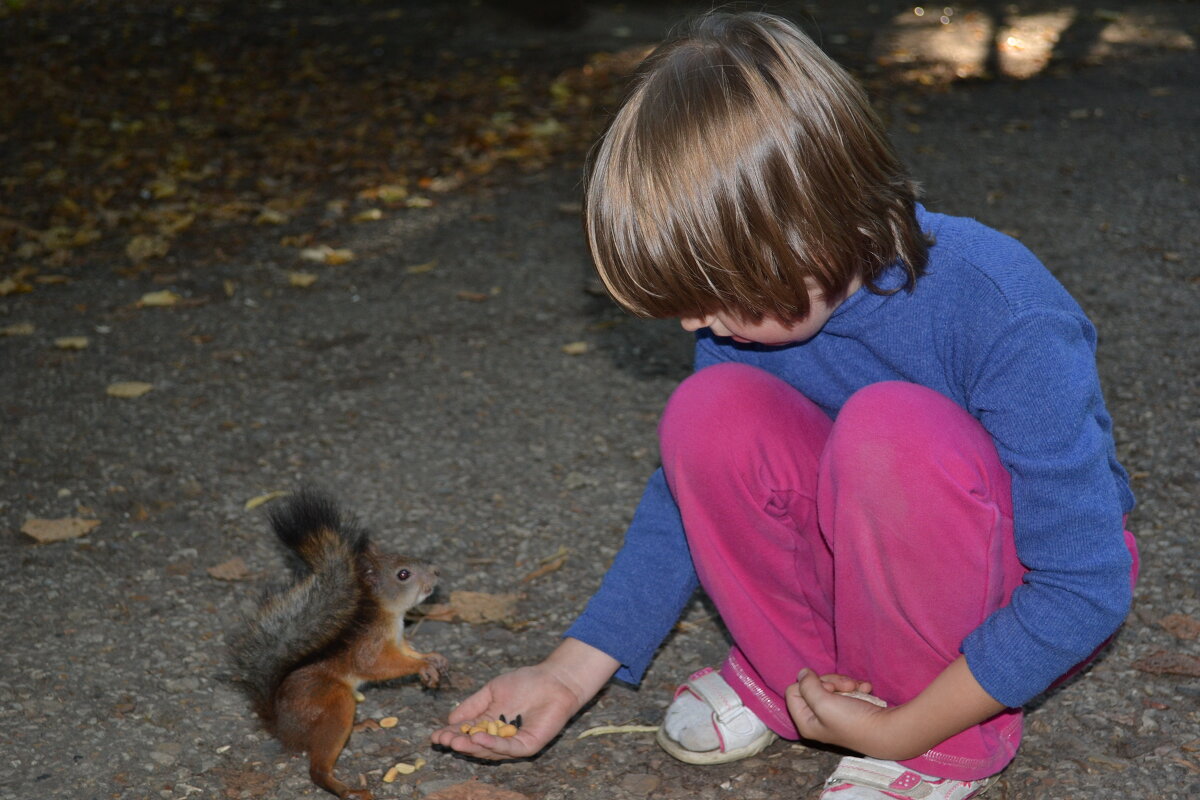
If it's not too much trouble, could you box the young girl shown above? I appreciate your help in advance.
[432,12,1138,798]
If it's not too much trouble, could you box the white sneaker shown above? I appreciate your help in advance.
[656,667,777,764]
[821,756,997,799]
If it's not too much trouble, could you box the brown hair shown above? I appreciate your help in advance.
[584,12,927,321]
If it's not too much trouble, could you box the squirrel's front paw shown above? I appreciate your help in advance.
[419,653,449,688]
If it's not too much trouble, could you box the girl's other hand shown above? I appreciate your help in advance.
[785,668,906,759]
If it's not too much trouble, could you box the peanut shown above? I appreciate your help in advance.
[459,718,520,737]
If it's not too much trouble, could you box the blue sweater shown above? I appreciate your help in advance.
[565,207,1135,709]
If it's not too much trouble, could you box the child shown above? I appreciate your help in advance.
[432,12,1137,798]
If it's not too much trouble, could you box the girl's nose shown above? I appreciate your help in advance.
[680,315,713,333]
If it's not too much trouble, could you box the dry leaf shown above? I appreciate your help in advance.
[1160,614,1200,641]
[207,557,251,581]
[106,381,154,398]
[244,491,288,511]
[576,724,659,739]
[255,208,289,225]
[1131,650,1200,677]
[405,259,437,274]
[0,275,34,296]
[288,271,318,288]
[138,289,182,308]
[561,341,589,355]
[126,233,170,262]
[521,547,569,583]
[425,778,531,800]
[299,245,354,265]
[432,591,521,625]
[2,322,35,336]
[415,603,459,622]
[54,336,89,350]
[360,184,408,203]
[22,517,100,543]
[352,208,383,222]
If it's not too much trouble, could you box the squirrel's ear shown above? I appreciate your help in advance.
[359,542,381,579]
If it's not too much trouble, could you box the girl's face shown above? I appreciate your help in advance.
[679,277,860,346]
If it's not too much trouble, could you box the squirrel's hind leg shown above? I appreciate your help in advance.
[307,688,366,798]
[277,676,366,799]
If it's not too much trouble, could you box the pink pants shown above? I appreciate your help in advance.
[658,363,1137,780]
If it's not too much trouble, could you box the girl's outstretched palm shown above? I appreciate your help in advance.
[431,638,620,761]
[431,663,583,759]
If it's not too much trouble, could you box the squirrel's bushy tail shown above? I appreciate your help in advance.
[229,489,369,720]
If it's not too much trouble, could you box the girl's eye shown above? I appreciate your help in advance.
[397,569,411,581]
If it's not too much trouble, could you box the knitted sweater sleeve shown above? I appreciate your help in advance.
[960,308,1133,707]
[562,467,699,684]
[562,334,727,683]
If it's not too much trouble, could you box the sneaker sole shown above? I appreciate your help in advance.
[655,725,778,765]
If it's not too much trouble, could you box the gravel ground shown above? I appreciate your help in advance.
[1,2,1197,799]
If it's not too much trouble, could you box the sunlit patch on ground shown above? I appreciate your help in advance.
[873,4,1196,84]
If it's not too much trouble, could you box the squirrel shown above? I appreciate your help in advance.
[229,489,448,799]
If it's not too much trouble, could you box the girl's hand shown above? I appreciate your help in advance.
[430,638,620,761]
[786,658,1008,762]
[430,663,582,759]
[786,668,909,760]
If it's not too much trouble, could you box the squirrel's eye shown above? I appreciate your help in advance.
[396,569,411,581]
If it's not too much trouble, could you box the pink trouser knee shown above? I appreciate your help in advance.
[658,362,1133,780]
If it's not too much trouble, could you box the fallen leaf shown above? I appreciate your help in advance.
[1131,650,1200,677]
[405,259,437,274]
[561,341,589,355]
[255,208,289,225]
[300,245,354,265]
[138,289,182,308]
[0,275,34,296]
[424,778,531,800]
[207,557,251,581]
[244,491,288,511]
[1160,614,1200,641]
[2,322,35,336]
[126,233,171,262]
[352,208,383,222]
[576,724,659,739]
[426,591,521,625]
[22,517,101,543]
[146,175,177,199]
[106,381,154,398]
[521,547,569,583]
[414,603,459,622]
[54,336,90,350]
[456,290,489,302]
[361,184,408,203]
[288,271,318,288]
